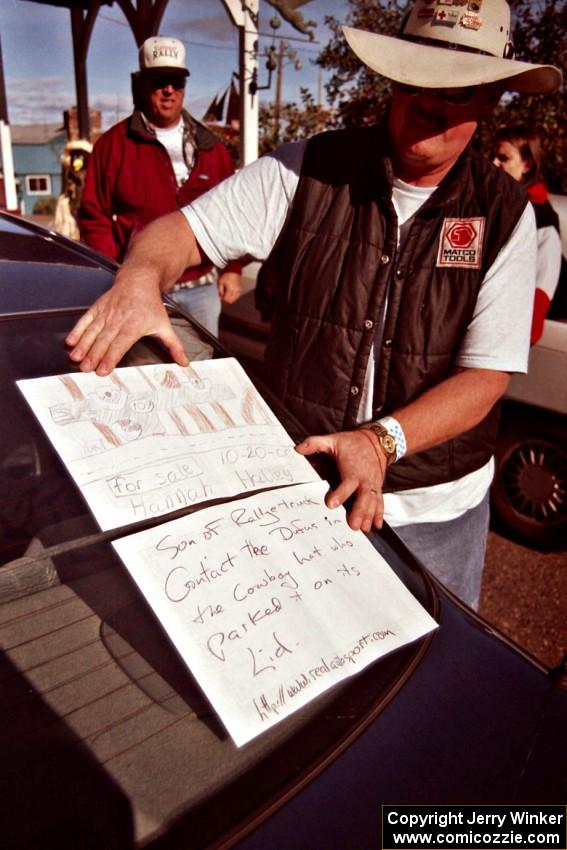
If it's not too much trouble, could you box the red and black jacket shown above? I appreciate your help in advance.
[79,109,240,281]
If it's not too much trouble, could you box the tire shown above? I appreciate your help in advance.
[491,423,567,548]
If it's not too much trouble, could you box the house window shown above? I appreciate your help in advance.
[25,175,52,195]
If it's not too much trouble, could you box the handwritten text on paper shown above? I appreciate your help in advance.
[113,481,438,746]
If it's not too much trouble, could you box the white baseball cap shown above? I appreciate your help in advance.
[139,36,189,76]
[343,0,561,94]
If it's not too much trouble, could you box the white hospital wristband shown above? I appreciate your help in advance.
[378,416,407,462]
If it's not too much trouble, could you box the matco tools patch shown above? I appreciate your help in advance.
[437,217,485,268]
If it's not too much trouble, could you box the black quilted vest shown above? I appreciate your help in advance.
[256,124,528,490]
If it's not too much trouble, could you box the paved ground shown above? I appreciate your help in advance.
[21,213,53,228]
[479,527,567,669]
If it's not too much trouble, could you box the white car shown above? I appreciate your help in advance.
[491,195,567,547]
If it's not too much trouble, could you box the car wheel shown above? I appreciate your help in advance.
[491,424,567,547]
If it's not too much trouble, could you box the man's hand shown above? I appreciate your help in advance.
[66,211,203,375]
[218,271,242,304]
[65,281,188,376]
[295,430,388,532]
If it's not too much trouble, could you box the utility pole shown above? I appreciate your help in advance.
[221,0,259,165]
[0,35,8,125]
[0,35,18,212]
[240,0,259,165]
[274,40,285,146]
[273,39,302,147]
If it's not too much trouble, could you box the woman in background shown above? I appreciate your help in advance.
[492,125,562,343]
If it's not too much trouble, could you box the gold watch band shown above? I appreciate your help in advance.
[360,422,398,466]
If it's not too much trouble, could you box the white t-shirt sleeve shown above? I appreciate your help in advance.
[181,141,305,267]
[536,224,562,300]
[456,203,537,374]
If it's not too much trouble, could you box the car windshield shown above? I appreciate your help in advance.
[1,309,437,849]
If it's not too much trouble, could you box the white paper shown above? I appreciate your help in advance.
[112,481,438,746]
[17,359,319,530]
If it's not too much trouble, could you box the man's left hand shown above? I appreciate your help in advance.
[295,430,388,533]
[218,271,242,304]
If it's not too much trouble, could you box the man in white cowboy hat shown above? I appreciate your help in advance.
[79,35,242,335]
[67,1,562,608]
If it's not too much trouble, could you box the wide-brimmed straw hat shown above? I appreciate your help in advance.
[343,0,561,94]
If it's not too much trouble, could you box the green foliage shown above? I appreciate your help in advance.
[317,0,406,127]
[478,0,567,193]
[259,88,334,154]
[260,0,566,192]
[213,127,240,168]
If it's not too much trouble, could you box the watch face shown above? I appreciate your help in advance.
[381,434,397,455]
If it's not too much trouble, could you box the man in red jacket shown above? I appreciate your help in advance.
[79,35,241,335]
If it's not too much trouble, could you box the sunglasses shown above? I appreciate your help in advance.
[148,74,187,91]
[394,82,478,106]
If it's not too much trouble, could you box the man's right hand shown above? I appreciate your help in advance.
[66,211,201,375]
[65,281,189,376]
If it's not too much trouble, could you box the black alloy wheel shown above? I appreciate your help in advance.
[492,424,567,548]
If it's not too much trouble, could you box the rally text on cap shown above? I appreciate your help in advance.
[153,46,179,60]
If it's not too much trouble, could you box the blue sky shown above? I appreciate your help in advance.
[1,0,351,128]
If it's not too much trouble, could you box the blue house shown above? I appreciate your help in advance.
[11,123,66,214]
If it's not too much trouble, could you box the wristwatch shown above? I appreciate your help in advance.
[363,422,398,466]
